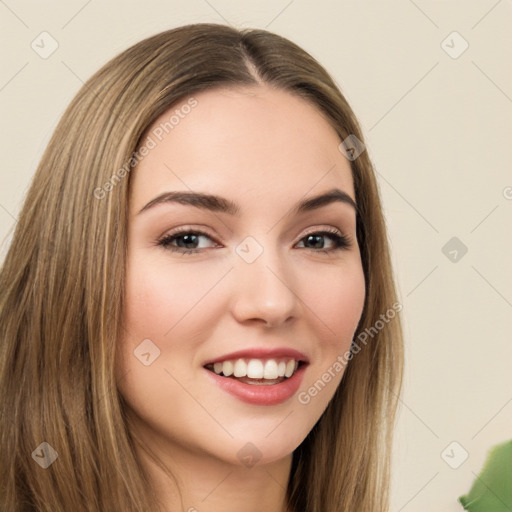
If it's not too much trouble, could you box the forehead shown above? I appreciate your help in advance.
[130,85,354,212]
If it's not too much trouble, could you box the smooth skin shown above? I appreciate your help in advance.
[115,85,366,512]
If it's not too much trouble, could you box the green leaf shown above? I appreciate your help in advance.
[459,439,512,511]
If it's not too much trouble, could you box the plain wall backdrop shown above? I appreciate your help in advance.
[1,1,511,510]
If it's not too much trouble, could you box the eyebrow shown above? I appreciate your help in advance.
[137,187,357,216]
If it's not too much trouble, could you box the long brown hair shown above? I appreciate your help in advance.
[0,23,403,511]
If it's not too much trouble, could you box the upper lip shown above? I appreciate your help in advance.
[203,347,310,366]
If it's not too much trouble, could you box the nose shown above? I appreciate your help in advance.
[230,241,299,328]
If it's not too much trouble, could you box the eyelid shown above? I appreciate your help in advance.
[157,225,220,241]
[158,224,350,244]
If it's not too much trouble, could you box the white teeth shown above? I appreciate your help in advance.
[247,359,264,379]
[208,358,301,380]
[263,359,279,379]
[222,360,234,376]
[284,360,295,378]
[233,359,247,377]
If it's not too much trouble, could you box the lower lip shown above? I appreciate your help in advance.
[204,364,307,406]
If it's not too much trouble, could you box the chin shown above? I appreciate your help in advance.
[215,423,309,469]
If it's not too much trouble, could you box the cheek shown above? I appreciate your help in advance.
[333,272,365,335]
[293,263,365,427]
[123,253,220,337]
[119,254,230,388]
[308,262,366,346]
[116,255,221,440]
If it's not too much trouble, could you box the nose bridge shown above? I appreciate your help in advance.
[231,234,298,325]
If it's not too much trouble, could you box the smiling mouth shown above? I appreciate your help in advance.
[204,357,305,385]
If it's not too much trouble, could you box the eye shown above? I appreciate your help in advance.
[157,229,218,255]
[296,229,351,254]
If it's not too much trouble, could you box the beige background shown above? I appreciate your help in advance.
[1,1,511,510]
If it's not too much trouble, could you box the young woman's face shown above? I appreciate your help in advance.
[116,85,366,468]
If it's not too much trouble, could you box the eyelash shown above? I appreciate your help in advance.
[156,227,351,256]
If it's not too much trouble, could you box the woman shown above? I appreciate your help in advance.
[0,23,403,512]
